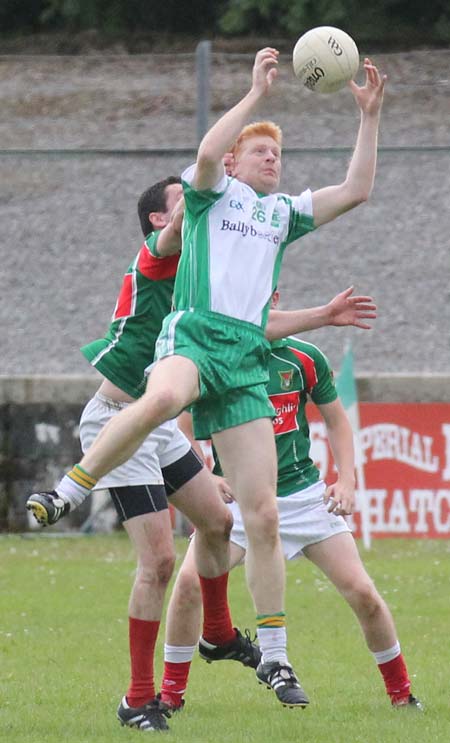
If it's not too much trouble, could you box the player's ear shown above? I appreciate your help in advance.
[149,211,166,229]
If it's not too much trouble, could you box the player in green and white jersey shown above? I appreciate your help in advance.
[28,47,386,706]
[158,303,422,712]
[27,171,378,729]
[26,170,377,729]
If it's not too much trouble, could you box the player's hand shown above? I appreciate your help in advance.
[327,286,377,329]
[251,47,279,96]
[213,475,234,503]
[324,479,355,515]
[348,57,386,116]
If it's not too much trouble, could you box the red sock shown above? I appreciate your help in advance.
[199,572,235,645]
[160,661,192,708]
[378,653,411,703]
[126,617,160,708]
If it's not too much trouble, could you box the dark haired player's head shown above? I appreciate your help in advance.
[137,176,182,236]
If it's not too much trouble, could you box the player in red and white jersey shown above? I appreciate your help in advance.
[27,178,259,732]
[158,294,422,712]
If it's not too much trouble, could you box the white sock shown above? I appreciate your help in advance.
[257,627,288,664]
[56,476,91,509]
[373,641,401,665]
[164,644,197,664]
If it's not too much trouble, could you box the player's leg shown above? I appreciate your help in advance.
[74,355,199,485]
[213,418,281,613]
[76,398,176,730]
[160,537,246,709]
[107,485,174,731]
[158,426,234,644]
[171,466,232,578]
[159,541,199,711]
[157,429,260,710]
[26,356,200,521]
[213,418,308,708]
[303,532,422,709]
[167,459,260,664]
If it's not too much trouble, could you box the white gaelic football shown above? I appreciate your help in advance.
[293,26,359,94]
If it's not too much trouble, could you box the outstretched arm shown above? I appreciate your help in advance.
[318,399,356,515]
[194,48,279,190]
[265,286,377,340]
[312,58,387,227]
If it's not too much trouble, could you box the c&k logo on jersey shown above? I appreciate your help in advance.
[229,199,244,211]
[278,370,294,390]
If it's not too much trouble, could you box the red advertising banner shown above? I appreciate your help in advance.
[307,403,450,539]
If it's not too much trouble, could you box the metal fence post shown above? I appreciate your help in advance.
[196,40,211,145]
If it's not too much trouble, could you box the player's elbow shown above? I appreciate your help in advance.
[336,191,369,216]
[354,188,371,205]
[345,179,373,207]
[346,194,369,212]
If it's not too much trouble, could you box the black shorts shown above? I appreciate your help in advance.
[109,447,203,522]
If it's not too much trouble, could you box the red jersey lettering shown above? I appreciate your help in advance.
[270,391,300,435]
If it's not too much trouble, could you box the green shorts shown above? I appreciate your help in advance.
[155,309,275,438]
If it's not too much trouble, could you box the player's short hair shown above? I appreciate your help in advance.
[231,121,283,157]
[137,176,181,237]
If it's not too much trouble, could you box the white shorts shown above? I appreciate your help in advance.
[79,393,191,490]
[228,480,350,560]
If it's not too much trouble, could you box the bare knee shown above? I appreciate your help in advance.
[173,566,202,611]
[142,387,184,424]
[136,549,176,590]
[242,499,279,545]
[198,505,233,544]
[344,577,384,618]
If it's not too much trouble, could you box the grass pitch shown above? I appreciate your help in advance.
[1,533,449,743]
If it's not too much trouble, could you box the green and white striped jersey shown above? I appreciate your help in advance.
[174,165,316,329]
[81,232,179,399]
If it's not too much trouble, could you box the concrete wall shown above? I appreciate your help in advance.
[2,52,450,381]
[0,377,98,531]
[1,374,449,532]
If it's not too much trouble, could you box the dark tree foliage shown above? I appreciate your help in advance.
[1,0,450,45]
[219,0,450,45]
[35,0,225,34]
[0,0,47,33]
